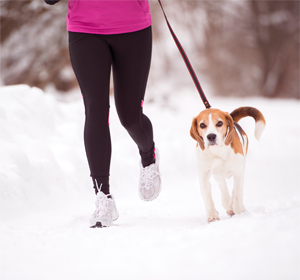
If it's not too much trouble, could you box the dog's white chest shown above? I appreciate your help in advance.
[196,145,245,179]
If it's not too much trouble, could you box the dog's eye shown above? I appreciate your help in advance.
[200,123,206,129]
[216,121,223,127]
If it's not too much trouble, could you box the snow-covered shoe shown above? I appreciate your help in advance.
[90,191,119,228]
[139,148,162,201]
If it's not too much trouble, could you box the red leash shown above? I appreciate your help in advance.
[157,0,211,109]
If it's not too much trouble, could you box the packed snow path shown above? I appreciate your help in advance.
[1,85,299,280]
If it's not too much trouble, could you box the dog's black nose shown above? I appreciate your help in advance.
[207,133,217,142]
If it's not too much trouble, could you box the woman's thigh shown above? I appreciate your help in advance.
[69,32,112,120]
[111,27,152,122]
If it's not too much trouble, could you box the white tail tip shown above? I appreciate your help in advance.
[255,121,265,140]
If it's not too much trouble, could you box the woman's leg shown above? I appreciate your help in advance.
[110,26,155,167]
[68,32,112,193]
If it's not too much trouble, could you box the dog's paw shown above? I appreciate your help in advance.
[226,209,235,216]
[207,213,220,223]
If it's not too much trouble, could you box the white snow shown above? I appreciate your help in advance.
[0,84,299,280]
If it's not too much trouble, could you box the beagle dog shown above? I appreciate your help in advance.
[190,107,266,222]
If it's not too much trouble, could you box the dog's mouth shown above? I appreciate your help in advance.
[208,142,217,147]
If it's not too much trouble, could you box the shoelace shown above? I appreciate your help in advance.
[93,181,116,220]
[93,195,107,217]
[141,164,160,189]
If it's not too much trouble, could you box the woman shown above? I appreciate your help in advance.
[45,0,162,228]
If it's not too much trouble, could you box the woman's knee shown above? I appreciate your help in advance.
[85,100,109,125]
[118,110,141,131]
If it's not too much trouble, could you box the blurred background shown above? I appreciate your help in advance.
[0,0,299,99]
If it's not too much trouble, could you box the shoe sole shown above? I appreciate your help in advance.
[90,211,119,228]
[90,222,105,228]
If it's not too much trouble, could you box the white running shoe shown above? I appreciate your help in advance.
[139,148,162,201]
[90,187,119,228]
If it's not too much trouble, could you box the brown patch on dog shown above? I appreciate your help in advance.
[190,117,205,150]
[223,112,234,146]
[230,130,245,155]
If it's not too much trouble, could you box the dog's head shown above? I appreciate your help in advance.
[190,108,234,150]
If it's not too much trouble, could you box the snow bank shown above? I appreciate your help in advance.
[0,85,90,218]
[0,85,299,280]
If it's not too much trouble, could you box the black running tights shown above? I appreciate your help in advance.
[69,26,155,190]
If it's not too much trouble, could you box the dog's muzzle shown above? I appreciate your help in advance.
[207,133,217,146]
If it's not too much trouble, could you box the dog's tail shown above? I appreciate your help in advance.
[230,107,266,140]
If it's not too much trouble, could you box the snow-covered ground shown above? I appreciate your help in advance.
[0,84,299,280]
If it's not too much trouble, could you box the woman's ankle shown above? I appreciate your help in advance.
[92,177,110,195]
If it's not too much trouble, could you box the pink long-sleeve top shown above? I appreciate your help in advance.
[67,0,152,35]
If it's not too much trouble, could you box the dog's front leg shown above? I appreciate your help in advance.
[199,172,220,222]
[231,174,246,214]
[214,175,231,212]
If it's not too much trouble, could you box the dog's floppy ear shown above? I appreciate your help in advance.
[224,113,234,146]
[190,118,205,150]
